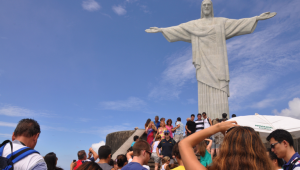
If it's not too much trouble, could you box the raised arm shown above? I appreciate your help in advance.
[89,147,98,160]
[205,139,213,154]
[179,121,238,170]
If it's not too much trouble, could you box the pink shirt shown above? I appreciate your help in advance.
[165,125,174,138]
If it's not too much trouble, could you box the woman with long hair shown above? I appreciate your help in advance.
[196,139,212,167]
[161,156,170,170]
[156,121,167,139]
[146,121,157,144]
[145,119,151,129]
[44,152,63,170]
[151,135,162,170]
[166,119,175,138]
[179,121,273,170]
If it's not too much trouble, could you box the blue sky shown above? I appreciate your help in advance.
[0,0,300,169]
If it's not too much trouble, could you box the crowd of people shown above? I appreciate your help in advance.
[1,116,300,170]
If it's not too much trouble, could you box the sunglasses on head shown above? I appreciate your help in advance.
[164,133,169,135]
[225,126,235,135]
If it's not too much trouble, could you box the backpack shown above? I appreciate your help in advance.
[0,140,39,170]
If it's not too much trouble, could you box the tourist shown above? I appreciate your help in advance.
[267,148,284,170]
[222,113,228,120]
[179,121,273,170]
[131,135,139,147]
[157,130,176,168]
[173,117,184,142]
[146,121,157,144]
[232,114,236,118]
[172,142,185,170]
[156,121,167,139]
[195,113,204,132]
[123,140,151,170]
[213,119,224,156]
[77,162,102,170]
[44,152,63,170]
[267,129,300,170]
[116,154,128,169]
[165,119,174,138]
[160,118,165,122]
[161,156,170,170]
[151,135,162,170]
[185,114,196,136]
[97,145,114,170]
[154,116,160,130]
[209,120,219,159]
[202,112,212,129]
[0,118,47,169]
[145,119,151,133]
[196,139,212,167]
[74,148,99,170]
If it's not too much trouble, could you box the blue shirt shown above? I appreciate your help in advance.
[283,152,300,170]
[174,121,184,135]
[131,141,135,147]
[122,162,148,170]
[154,121,160,129]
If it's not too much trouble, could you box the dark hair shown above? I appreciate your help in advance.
[14,118,41,138]
[145,119,151,127]
[133,135,139,141]
[108,159,114,166]
[155,116,159,119]
[78,150,86,160]
[266,129,294,147]
[172,143,181,159]
[232,114,236,118]
[133,140,150,156]
[191,114,195,117]
[44,152,60,170]
[77,162,102,170]
[98,145,112,159]
[177,117,181,121]
[160,117,165,121]
[202,112,206,116]
[197,113,202,116]
[222,113,227,118]
[116,154,127,168]
[267,148,284,167]
[166,119,172,126]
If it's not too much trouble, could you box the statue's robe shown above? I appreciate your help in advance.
[161,17,258,119]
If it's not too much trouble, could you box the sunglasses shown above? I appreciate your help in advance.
[270,142,279,149]
[225,126,235,135]
[145,150,152,157]
[164,133,170,135]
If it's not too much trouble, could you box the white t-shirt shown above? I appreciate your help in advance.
[203,118,211,129]
[2,140,46,170]
[152,141,161,154]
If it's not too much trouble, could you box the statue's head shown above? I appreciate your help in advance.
[201,0,214,18]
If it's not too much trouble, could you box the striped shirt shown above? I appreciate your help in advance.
[195,119,204,132]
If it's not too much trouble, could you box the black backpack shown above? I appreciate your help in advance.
[0,140,39,170]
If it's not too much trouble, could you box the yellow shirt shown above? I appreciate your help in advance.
[172,166,185,170]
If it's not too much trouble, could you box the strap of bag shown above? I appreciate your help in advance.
[288,157,300,170]
[0,140,13,157]
[6,147,39,164]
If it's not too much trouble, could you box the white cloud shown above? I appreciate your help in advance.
[0,105,49,117]
[273,98,300,119]
[0,133,11,138]
[82,0,101,12]
[112,5,127,15]
[149,48,195,100]
[187,98,197,104]
[91,141,105,153]
[100,97,146,111]
[0,121,17,128]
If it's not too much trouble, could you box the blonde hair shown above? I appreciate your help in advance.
[161,156,170,164]
[160,121,165,127]
[148,121,154,128]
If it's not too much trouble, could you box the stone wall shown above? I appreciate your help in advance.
[106,130,135,155]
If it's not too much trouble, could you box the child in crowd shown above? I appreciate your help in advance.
[161,156,170,170]
[196,139,213,167]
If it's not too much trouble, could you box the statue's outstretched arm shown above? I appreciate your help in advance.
[256,12,276,21]
[145,27,162,33]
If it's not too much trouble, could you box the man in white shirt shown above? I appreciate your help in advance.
[202,112,212,129]
[1,118,47,170]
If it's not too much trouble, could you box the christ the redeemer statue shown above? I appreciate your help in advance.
[146,0,276,119]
